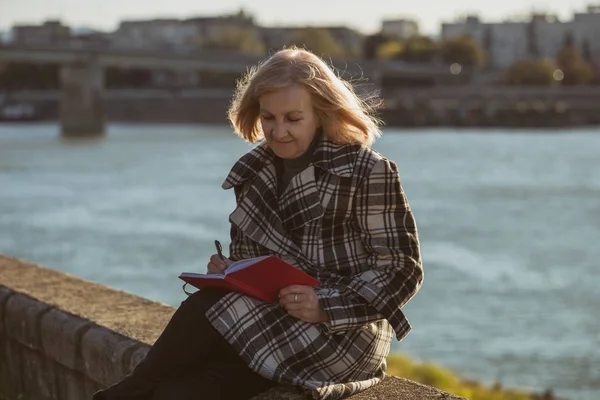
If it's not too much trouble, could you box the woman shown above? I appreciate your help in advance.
[93,47,422,400]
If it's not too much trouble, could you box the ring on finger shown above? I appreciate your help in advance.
[294,293,299,303]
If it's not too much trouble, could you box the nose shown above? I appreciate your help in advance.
[271,122,288,140]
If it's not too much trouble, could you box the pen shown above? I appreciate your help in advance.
[215,240,226,264]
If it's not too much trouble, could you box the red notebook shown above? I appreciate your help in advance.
[179,255,321,303]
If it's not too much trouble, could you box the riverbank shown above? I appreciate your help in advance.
[385,354,567,400]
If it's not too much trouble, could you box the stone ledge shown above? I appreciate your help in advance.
[40,307,91,371]
[0,255,465,399]
[80,325,144,385]
[0,255,174,346]
[252,376,463,399]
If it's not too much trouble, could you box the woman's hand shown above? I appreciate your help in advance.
[279,285,329,323]
[207,254,233,274]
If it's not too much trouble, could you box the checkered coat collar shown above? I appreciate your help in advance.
[221,139,362,190]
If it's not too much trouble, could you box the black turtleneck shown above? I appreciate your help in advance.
[276,130,322,196]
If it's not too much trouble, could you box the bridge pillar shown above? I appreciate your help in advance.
[59,61,105,137]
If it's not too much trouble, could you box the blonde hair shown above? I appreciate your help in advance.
[228,47,383,145]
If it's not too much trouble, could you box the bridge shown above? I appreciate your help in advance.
[0,44,264,73]
[0,44,459,136]
[0,44,455,77]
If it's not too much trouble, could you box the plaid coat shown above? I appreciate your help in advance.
[205,138,423,399]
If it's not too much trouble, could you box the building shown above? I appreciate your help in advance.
[441,5,600,68]
[186,10,261,50]
[110,10,262,53]
[572,5,600,64]
[111,19,198,51]
[381,19,420,40]
[108,11,263,87]
[11,20,71,45]
[323,26,364,57]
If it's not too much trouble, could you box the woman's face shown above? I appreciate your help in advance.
[259,84,321,159]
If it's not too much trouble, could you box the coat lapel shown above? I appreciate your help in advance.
[227,156,301,256]
[278,165,325,232]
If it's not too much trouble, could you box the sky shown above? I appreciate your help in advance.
[0,0,595,35]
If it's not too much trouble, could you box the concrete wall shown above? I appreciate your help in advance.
[0,255,463,400]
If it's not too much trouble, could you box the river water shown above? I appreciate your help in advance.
[1,123,599,400]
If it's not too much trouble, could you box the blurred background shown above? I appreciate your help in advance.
[0,1,599,399]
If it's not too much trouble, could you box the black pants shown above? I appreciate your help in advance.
[92,289,276,400]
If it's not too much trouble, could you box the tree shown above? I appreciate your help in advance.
[363,33,389,59]
[556,44,595,85]
[202,26,266,55]
[398,36,439,63]
[441,35,486,67]
[286,28,346,58]
[376,40,405,60]
[506,58,557,85]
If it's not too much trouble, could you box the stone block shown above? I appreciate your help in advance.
[250,384,306,399]
[0,338,24,400]
[85,375,105,399]
[5,293,51,350]
[250,376,467,400]
[346,376,466,399]
[80,325,141,386]
[40,307,92,370]
[124,344,149,374]
[54,361,89,400]
[18,345,58,400]
[0,287,14,337]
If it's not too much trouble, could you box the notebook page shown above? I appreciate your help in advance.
[226,255,270,274]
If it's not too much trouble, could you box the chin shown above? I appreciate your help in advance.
[271,144,301,159]
[273,150,297,159]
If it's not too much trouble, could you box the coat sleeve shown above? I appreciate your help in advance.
[316,158,423,339]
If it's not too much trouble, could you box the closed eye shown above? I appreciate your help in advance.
[260,116,302,123]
